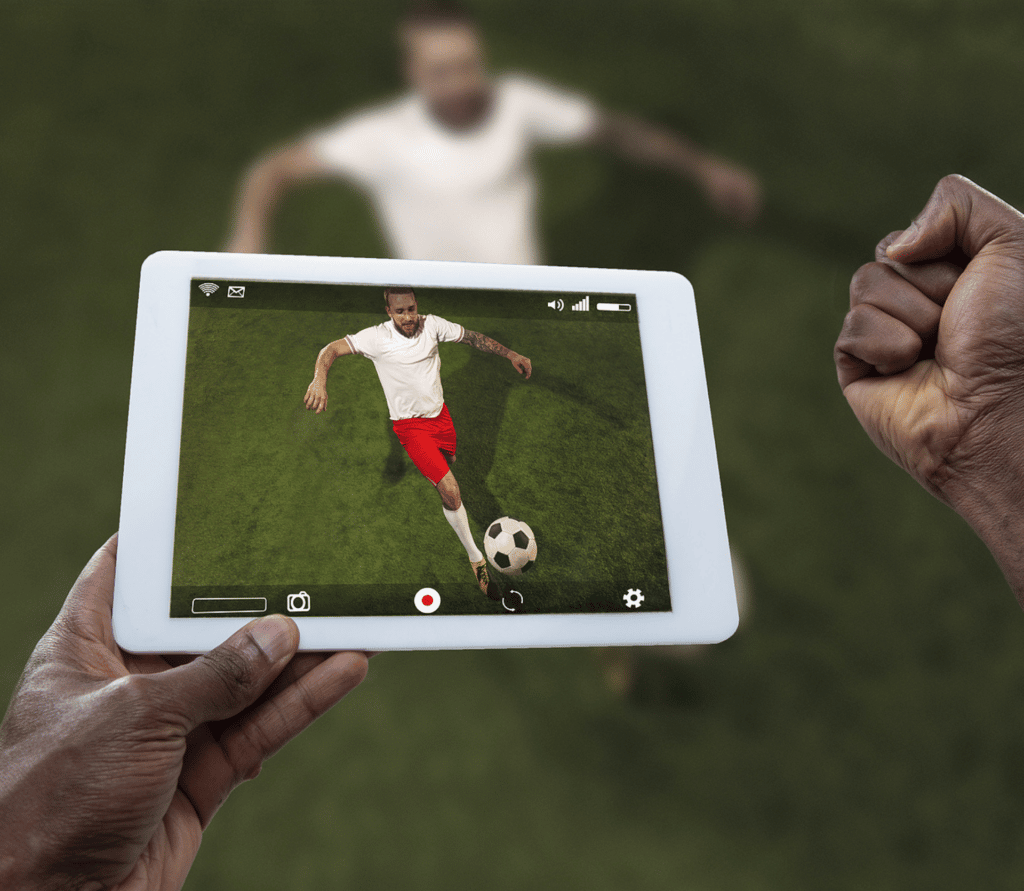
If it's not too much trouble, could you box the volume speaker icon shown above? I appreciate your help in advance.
[571,296,590,311]
[547,298,564,311]
[198,282,219,296]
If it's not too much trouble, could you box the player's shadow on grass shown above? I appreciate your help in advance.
[441,339,629,534]
[440,349,510,529]
[382,418,409,485]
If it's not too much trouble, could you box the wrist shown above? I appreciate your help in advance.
[0,770,62,891]
[943,462,1024,605]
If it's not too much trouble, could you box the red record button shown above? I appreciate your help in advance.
[414,588,441,614]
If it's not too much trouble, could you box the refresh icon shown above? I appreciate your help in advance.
[502,590,524,612]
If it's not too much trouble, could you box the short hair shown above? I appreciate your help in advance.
[401,1,476,30]
[384,286,416,308]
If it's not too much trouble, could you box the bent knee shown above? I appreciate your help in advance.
[436,472,461,509]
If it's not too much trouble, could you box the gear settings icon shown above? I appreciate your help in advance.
[623,588,644,609]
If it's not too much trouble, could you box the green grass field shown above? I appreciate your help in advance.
[8,1,1024,889]
[171,294,669,615]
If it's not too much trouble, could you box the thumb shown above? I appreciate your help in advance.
[159,615,300,731]
[886,174,1024,263]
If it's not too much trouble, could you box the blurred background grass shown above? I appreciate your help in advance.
[4,0,1024,888]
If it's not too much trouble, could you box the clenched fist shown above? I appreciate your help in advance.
[835,174,1024,603]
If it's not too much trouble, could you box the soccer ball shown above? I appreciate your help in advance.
[484,517,537,576]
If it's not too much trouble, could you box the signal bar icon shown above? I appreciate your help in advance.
[198,282,219,296]
[571,296,590,312]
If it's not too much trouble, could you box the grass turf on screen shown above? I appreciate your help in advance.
[170,285,669,617]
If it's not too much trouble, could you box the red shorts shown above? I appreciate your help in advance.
[392,404,457,486]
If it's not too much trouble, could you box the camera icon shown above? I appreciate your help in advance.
[287,591,311,613]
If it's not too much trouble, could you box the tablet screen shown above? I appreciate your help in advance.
[171,279,670,619]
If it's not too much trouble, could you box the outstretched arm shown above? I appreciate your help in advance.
[591,111,761,225]
[225,139,327,253]
[461,330,532,379]
[304,339,353,413]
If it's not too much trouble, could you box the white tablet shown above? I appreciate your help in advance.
[113,251,737,653]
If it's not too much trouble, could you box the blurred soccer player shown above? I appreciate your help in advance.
[225,1,761,261]
[303,287,531,600]
[233,0,756,691]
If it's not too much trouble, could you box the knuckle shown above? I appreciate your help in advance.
[233,722,275,784]
[938,172,970,193]
[833,343,867,383]
[834,312,857,350]
[833,339,854,367]
[849,262,886,306]
[112,672,153,707]
[103,673,166,725]
[200,646,256,705]
[934,173,979,213]
[834,315,862,366]
[837,303,872,343]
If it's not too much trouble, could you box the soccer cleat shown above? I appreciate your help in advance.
[471,557,501,601]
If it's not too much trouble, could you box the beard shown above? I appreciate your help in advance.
[395,317,424,338]
[431,88,492,131]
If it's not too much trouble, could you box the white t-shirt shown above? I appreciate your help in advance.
[310,74,598,265]
[345,315,465,421]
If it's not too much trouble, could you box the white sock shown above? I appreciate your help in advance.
[444,504,484,563]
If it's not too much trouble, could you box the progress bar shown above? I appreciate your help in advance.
[192,597,268,615]
[596,302,631,312]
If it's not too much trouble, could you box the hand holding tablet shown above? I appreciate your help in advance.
[0,534,369,890]
[113,252,737,652]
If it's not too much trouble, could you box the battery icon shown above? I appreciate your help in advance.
[597,303,632,312]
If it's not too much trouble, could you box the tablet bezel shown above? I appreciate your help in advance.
[113,251,737,652]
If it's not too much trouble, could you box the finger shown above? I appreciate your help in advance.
[154,615,300,732]
[886,174,1024,264]
[179,651,368,825]
[835,303,924,389]
[874,235,964,303]
[254,651,337,704]
[840,364,938,490]
[220,651,368,768]
[849,262,943,337]
[203,651,371,740]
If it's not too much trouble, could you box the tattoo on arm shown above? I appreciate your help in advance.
[462,330,513,359]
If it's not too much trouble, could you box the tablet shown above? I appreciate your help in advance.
[113,251,737,652]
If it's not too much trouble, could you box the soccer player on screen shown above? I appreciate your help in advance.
[304,286,531,598]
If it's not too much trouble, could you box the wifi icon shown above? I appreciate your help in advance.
[198,282,219,296]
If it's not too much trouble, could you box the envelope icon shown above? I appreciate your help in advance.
[227,286,245,298]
